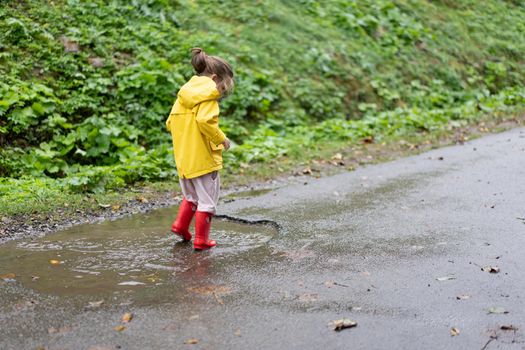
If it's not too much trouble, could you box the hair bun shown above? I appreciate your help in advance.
[191,47,203,55]
[191,47,207,73]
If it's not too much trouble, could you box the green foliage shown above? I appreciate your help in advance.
[228,86,525,167]
[1,0,525,200]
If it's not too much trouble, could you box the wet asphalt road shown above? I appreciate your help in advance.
[1,128,525,350]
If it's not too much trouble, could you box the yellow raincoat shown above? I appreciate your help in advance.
[166,76,226,179]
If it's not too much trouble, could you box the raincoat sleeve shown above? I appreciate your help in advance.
[165,103,176,131]
[195,100,226,146]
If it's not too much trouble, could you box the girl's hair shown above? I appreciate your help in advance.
[191,47,234,97]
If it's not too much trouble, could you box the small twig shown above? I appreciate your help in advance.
[471,261,483,269]
[481,336,496,350]
[334,282,349,287]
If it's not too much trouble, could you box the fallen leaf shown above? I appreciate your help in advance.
[147,275,161,283]
[487,307,509,314]
[331,153,343,160]
[136,196,149,203]
[450,327,460,336]
[49,260,62,265]
[324,280,335,288]
[114,325,126,332]
[481,266,500,273]
[436,276,456,281]
[234,329,241,337]
[500,325,518,331]
[184,338,199,344]
[456,294,471,300]
[162,324,178,332]
[85,300,104,310]
[302,167,313,175]
[0,273,16,280]
[122,312,133,323]
[112,204,121,211]
[331,318,358,331]
[362,136,374,144]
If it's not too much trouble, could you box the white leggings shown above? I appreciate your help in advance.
[179,171,220,214]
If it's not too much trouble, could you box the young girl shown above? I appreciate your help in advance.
[166,48,234,250]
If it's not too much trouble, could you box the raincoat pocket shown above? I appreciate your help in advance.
[209,141,223,164]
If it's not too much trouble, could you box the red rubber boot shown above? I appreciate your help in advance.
[193,211,216,250]
[171,198,196,241]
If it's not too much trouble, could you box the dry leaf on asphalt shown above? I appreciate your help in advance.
[500,325,518,331]
[0,273,16,280]
[85,300,104,309]
[114,325,126,332]
[331,318,358,331]
[487,307,509,314]
[323,280,350,288]
[481,266,500,273]
[324,280,335,288]
[184,338,199,344]
[122,312,133,323]
[436,276,456,281]
[234,329,241,337]
[450,327,460,336]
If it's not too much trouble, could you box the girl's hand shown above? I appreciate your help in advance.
[222,138,231,151]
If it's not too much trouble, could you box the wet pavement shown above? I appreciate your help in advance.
[1,128,525,350]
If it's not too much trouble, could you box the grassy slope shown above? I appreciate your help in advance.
[0,0,525,217]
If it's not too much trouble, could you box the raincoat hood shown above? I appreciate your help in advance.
[177,75,220,109]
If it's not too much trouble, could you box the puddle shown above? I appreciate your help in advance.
[0,207,276,297]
